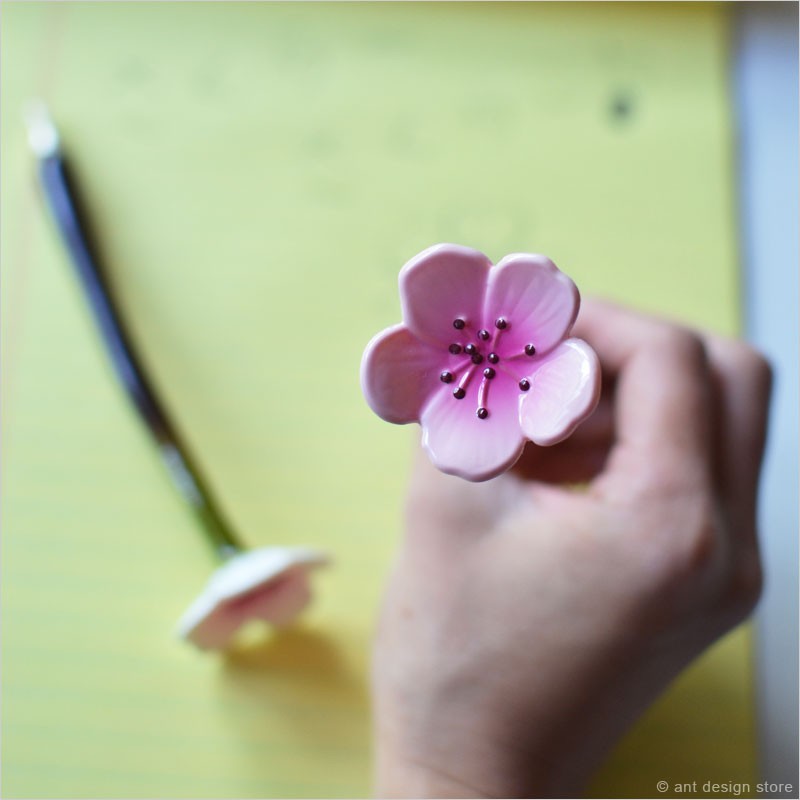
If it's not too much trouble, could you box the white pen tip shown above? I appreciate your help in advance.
[24,99,60,158]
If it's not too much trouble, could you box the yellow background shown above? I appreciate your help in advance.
[2,3,752,797]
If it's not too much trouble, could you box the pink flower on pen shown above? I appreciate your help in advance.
[177,547,329,650]
[361,244,601,482]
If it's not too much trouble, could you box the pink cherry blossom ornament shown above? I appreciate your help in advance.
[361,244,601,482]
[177,547,329,650]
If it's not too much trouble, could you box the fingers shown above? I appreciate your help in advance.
[405,298,771,554]
[513,393,614,483]
[405,445,509,549]
[575,300,772,531]
[574,300,715,497]
[702,334,772,545]
[513,440,611,484]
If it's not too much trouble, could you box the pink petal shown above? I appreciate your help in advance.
[484,254,579,357]
[361,324,444,424]
[181,601,244,650]
[177,547,328,651]
[420,370,526,481]
[519,338,601,446]
[182,576,311,650]
[399,244,492,346]
[253,572,312,626]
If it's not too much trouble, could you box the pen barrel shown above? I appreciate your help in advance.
[38,153,242,558]
[40,155,169,438]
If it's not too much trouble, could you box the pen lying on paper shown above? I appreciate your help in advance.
[24,101,243,560]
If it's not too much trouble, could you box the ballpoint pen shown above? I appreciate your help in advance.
[24,100,243,561]
[24,101,328,650]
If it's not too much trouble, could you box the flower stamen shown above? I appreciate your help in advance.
[493,362,534,391]
[488,317,509,352]
[453,318,466,330]
[453,366,476,400]
[477,374,492,420]
[450,356,476,373]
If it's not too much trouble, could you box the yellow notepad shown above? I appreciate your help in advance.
[2,3,752,797]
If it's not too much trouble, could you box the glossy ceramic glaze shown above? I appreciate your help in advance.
[176,547,330,650]
[361,244,601,481]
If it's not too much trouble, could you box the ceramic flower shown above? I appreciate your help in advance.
[361,244,601,482]
[177,546,329,650]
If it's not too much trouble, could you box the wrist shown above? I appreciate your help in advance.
[375,745,493,798]
[373,721,566,799]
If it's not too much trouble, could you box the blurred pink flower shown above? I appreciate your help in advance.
[177,547,329,650]
[361,244,601,482]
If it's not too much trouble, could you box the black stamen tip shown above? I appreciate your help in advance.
[519,378,531,391]
[448,343,462,355]
[471,353,484,365]
[525,344,536,357]
[483,367,496,379]
[477,407,489,419]
[440,371,454,384]
[495,317,507,330]
[478,329,490,341]
[464,343,477,356]
[487,352,499,364]
[453,387,466,400]
[453,318,466,330]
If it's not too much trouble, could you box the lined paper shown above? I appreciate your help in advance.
[2,4,753,797]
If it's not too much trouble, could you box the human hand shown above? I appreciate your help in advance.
[372,300,771,798]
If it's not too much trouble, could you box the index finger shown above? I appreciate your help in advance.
[573,300,714,496]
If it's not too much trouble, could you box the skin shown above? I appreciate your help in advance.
[372,300,772,798]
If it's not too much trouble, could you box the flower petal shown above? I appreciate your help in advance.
[361,324,444,424]
[176,547,329,650]
[252,571,313,626]
[176,593,242,650]
[484,254,579,357]
[420,370,526,481]
[205,547,328,602]
[519,338,601,446]
[399,244,492,346]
